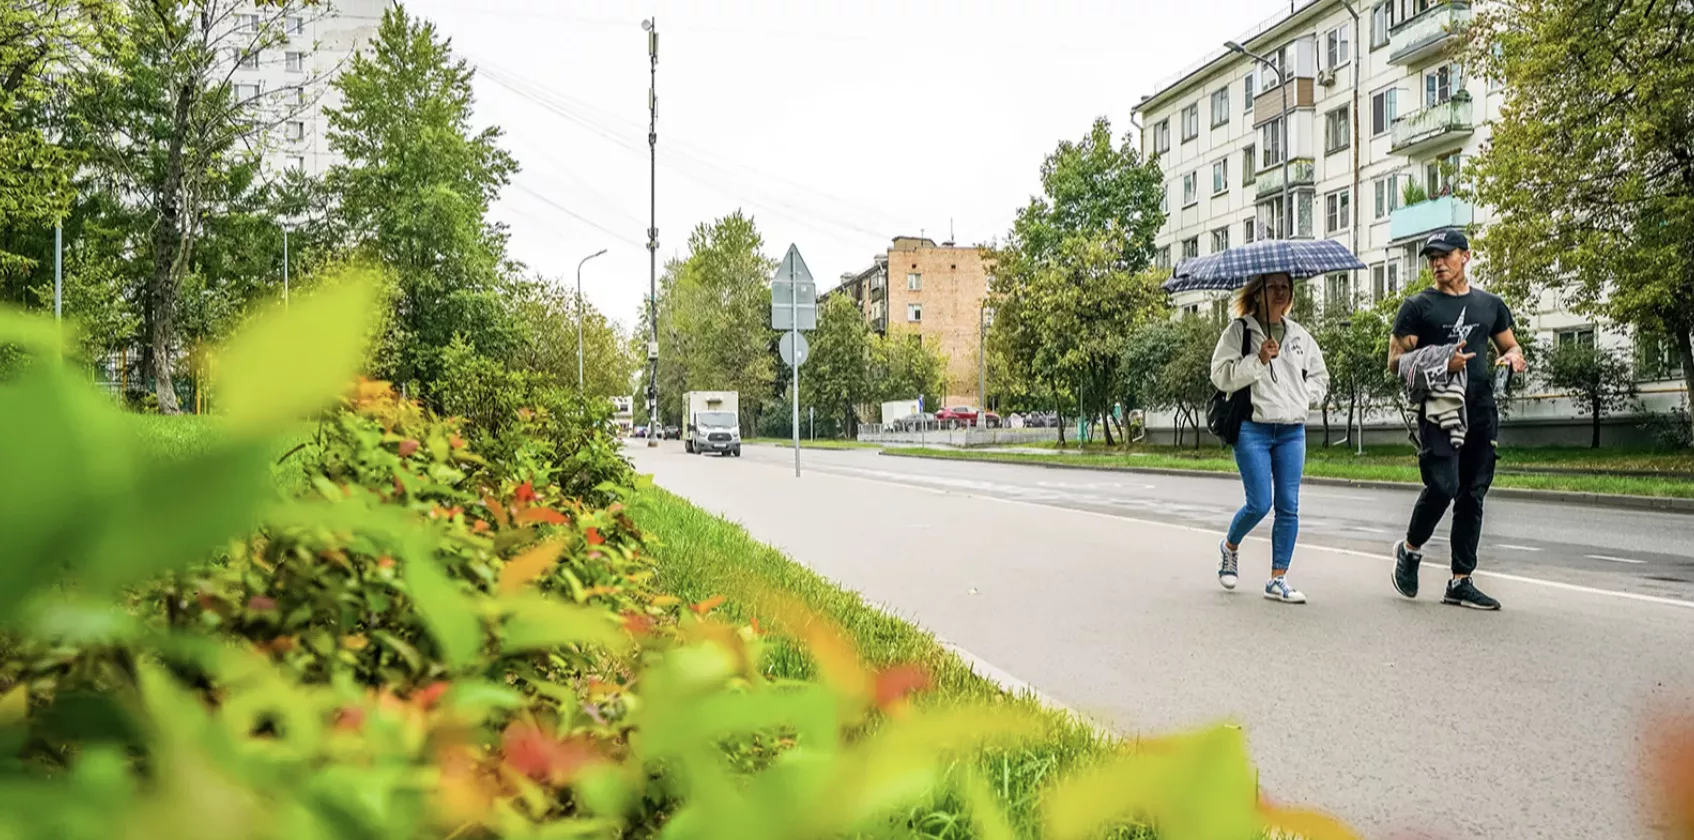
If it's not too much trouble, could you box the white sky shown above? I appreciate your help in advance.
[405,0,1288,330]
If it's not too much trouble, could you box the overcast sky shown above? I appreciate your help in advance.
[405,0,1287,330]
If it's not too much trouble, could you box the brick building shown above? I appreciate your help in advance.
[830,237,991,407]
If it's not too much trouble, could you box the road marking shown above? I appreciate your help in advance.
[1587,554,1647,565]
[1496,544,1543,552]
[1351,526,1389,534]
[1306,492,1371,502]
[796,464,1694,613]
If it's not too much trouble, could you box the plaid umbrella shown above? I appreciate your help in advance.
[1162,238,1367,294]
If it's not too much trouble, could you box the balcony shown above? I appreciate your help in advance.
[1390,195,1473,242]
[1389,2,1472,65]
[1255,158,1315,198]
[1390,97,1473,156]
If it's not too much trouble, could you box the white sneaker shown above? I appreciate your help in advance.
[1264,576,1307,604]
[1217,540,1240,590]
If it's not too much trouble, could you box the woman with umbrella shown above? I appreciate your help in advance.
[1168,239,1359,603]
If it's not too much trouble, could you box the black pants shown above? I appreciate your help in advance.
[1407,403,1499,576]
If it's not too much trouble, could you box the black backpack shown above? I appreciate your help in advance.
[1206,318,1255,445]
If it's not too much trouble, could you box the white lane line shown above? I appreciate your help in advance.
[1351,526,1389,534]
[1587,554,1647,565]
[804,466,1694,613]
[1496,544,1544,552]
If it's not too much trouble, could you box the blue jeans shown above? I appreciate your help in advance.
[1226,421,1306,572]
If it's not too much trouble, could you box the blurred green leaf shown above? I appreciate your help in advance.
[500,594,633,655]
[404,553,481,670]
[446,680,525,722]
[1042,723,1257,840]
[214,268,378,433]
[0,307,72,358]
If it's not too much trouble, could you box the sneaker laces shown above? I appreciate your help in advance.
[1220,546,1239,576]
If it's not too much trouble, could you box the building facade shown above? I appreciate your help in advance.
[832,237,992,407]
[1132,0,1686,444]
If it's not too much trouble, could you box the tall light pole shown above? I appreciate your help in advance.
[1228,41,1291,238]
[642,18,660,447]
[576,248,607,394]
[282,226,290,307]
[54,221,62,323]
[979,301,992,420]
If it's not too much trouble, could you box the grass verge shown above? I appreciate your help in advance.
[634,486,1154,838]
[892,447,1694,501]
[746,437,881,450]
[132,413,317,494]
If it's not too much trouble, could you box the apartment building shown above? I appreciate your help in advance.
[831,237,992,407]
[1132,0,1686,444]
[226,0,391,179]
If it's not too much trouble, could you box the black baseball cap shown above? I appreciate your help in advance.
[1420,229,1470,256]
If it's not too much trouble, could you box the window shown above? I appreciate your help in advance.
[1212,159,1229,195]
[1324,24,1352,68]
[1373,174,1404,219]
[1636,331,1686,381]
[285,155,304,171]
[1211,297,1230,322]
[906,272,921,291]
[1181,237,1200,260]
[1370,261,1402,301]
[1153,119,1170,155]
[1160,190,1169,214]
[1156,246,1171,270]
[1371,87,1398,136]
[1297,191,1314,238]
[1211,227,1230,253]
[285,51,305,73]
[1325,107,1351,154]
[1324,274,1354,312]
[292,88,308,107]
[1325,188,1351,234]
[284,121,305,141]
[1258,198,1286,239]
[1211,88,1230,127]
[1425,151,1460,197]
[1370,2,1392,48]
[1182,171,1198,206]
[1243,219,1259,244]
[1244,70,1257,112]
[1242,145,1257,185]
[907,303,923,322]
[235,49,259,70]
[235,13,259,32]
[1425,63,1462,107]
[235,83,260,101]
[1261,117,1286,168]
[1557,328,1596,348]
[287,16,305,35]
[1181,103,1200,142]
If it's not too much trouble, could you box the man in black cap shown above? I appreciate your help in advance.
[1386,229,1527,610]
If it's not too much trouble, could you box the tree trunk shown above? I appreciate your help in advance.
[1591,402,1602,449]
[147,80,199,416]
[1053,386,1066,448]
[1676,328,1694,445]
[1321,397,1332,446]
[1100,410,1115,446]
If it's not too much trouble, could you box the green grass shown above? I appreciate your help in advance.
[891,445,1694,500]
[746,437,881,450]
[634,487,1158,839]
[131,413,316,495]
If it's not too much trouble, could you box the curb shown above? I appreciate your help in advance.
[878,450,1694,515]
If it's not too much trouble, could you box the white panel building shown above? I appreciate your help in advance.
[1131,0,1688,445]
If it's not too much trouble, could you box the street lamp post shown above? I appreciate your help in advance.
[575,248,608,394]
[642,17,660,447]
[979,302,992,424]
[1227,41,1290,238]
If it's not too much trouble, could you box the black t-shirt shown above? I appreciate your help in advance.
[1392,286,1515,405]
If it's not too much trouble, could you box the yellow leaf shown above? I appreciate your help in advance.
[1259,805,1363,840]
[214,267,378,432]
[960,767,1017,840]
[499,540,566,595]
[650,595,681,608]
[0,683,27,726]
[1043,724,1257,840]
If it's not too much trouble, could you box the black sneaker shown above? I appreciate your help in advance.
[1442,577,1501,611]
[1392,541,1421,599]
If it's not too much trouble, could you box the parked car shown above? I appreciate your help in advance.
[889,412,935,432]
[933,406,1000,429]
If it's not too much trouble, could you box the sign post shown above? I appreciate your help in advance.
[770,244,816,477]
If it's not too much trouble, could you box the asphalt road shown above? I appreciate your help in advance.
[631,442,1694,840]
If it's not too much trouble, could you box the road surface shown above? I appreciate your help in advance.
[631,442,1694,839]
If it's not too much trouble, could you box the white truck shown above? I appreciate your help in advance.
[683,391,742,457]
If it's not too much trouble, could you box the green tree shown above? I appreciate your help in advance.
[326,4,520,394]
[65,0,324,412]
[506,278,637,401]
[1467,0,1694,442]
[1312,305,1399,449]
[1545,339,1638,449]
[987,117,1167,445]
[1124,317,1217,448]
[799,294,873,438]
[655,211,778,435]
[869,327,947,413]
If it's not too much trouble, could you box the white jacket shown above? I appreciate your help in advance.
[1209,315,1330,425]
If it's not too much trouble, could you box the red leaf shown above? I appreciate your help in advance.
[333,705,365,732]
[377,555,396,570]
[247,596,277,612]
[873,664,933,711]
[413,682,450,710]
[449,434,467,449]
[1649,712,1694,839]
[471,519,490,533]
[500,722,600,785]
[398,439,420,457]
[585,528,605,546]
[514,481,538,504]
[621,612,655,636]
[515,507,568,526]
[689,595,727,616]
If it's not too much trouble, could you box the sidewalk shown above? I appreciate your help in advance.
[633,445,1694,840]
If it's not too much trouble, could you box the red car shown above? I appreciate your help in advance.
[934,406,1000,429]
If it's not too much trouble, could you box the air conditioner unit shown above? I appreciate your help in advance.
[1317,68,1337,86]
